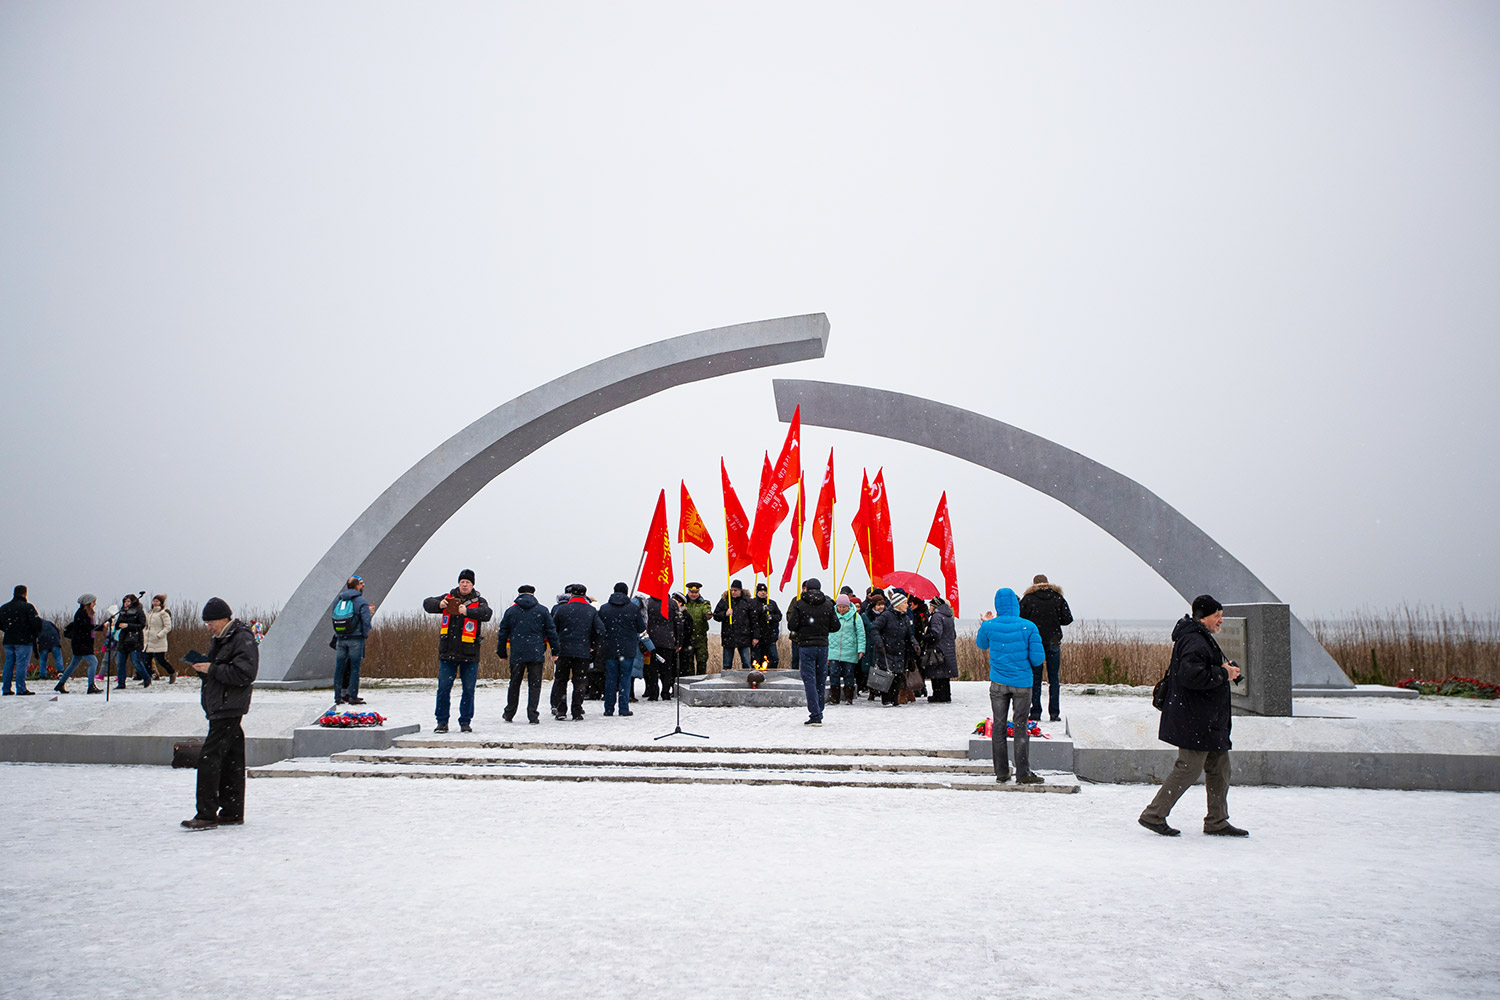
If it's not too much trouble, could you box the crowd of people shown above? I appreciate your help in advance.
[0,586,179,696]
[3,573,1247,838]
[394,569,992,732]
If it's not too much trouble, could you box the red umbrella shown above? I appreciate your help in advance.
[880,570,940,600]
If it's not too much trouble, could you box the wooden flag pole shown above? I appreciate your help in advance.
[914,543,929,576]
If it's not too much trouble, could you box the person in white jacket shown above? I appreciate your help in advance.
[143,594,174,684]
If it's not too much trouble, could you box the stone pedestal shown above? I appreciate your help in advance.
[1221,602,1293,717]
[677,670,808,708]
[291,722,421,758]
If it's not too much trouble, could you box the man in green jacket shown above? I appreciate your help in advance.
[679,582,713,676]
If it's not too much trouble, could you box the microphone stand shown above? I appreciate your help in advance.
[655,648,707,741]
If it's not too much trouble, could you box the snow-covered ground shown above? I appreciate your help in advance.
[3,758,1497,999]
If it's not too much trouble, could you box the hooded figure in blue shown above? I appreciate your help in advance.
[975,588,1046,783]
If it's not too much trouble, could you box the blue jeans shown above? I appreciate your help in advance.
[828,659,859,689]
[35,647,63,678]
[722,644,752,670]
[116,648,149,686]
[334,637,366,700]
[3,645,33,694]
[59,654,98,687]
[436,660,478,726]
[1031,643,1061,719]
[799,646,829,721]
[604,658,633,715]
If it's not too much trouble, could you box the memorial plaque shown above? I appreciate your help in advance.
[1221,603,1293,716]
[1219,617,1248,696]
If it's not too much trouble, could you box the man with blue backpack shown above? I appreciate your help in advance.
[331,575,374,705]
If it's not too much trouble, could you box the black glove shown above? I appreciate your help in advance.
[328,636,337,649]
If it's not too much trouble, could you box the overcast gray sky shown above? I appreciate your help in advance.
[2,1,1497,623]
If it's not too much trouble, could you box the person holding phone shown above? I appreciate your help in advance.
[182,598,258,830]
[1138,595,1249,838]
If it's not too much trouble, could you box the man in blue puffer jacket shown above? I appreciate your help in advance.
[976,588,1046,784]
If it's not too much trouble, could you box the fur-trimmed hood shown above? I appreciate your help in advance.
[1024,582,1064,597]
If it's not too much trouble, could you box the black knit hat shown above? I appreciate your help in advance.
[804,578,821,591]
[730,579,743,590]
[1192,595,1224,619]
[201,597,232,621]
[458,568,475,584]
[614,582,629,595]
[755,583,768,593]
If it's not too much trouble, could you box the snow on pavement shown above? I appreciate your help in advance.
[2,762,1496,1000]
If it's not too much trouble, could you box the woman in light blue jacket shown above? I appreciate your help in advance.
[825,594,867,705]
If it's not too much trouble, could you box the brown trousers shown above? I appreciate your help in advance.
[1140,748,1231,831]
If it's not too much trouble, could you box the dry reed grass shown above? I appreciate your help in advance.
[43,601,1497,688]
[1309,606,1500,686]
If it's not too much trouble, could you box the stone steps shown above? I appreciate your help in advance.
[335,746,994,774]
[248,756,1079,792]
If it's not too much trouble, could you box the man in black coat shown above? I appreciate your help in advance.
[713,580,756,670]
[497,585,560,724]
[597,583,645,717]
[0,584,42,696]
[422,569,493,733]
[751,583,783,669]
[1139,595,1249,838]
[550,584,603,720]
[183,598,258,830]
[785,578,841,726]
[1019,574,1074,721]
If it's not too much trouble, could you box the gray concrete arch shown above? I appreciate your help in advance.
[772,378,1351,689]
[258,314,830,686]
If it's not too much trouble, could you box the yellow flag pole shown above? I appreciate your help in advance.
[866,526,874,587]
[795,474,805,593]
[914,543,928,576]
[722,499,733,626]
[837,536,856,592]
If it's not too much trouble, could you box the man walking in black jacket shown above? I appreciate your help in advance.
[786,578,840,726]
[1019,574,1073,721]
[183,598,258,830]
[422,569,493,733]
[1139,595,1249,838]
[497,585,559,724]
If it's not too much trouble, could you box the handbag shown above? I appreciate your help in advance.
[904,666,926,697]
[867,663,897,693]
[920,646,945,674]
[1152,667,1170,710]
[172,739,204,769]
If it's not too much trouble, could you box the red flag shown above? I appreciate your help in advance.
[926,491,960,617]
[748,452,789,577]
[779,477,806,591]
[869,469,896,586]
[850,469,874,582]
[637,490,674,616]
[771,405,801,494]
[679,480,714,554]
[811,448,835,569]
[721,459,753,576]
